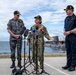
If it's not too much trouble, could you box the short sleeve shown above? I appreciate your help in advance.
[74,16,76,25]
[64,18,66,29]
[7,20,12,30]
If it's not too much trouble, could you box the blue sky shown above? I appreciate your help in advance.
[0,0,76,41]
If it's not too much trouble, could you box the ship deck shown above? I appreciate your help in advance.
[0,57,75,75]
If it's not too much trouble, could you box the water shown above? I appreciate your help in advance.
[0,41,64,54]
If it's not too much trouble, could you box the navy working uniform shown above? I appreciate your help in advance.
[7,18,24,67]
[64,14,76,68]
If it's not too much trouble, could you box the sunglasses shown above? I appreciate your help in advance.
[17,15,20,17]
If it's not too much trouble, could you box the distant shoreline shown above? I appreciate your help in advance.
[0,52,66,58]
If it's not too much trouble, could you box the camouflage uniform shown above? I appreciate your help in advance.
[29,24,50,63]
[7,18,24,62]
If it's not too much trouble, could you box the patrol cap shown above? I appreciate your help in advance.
[34,15,42,20]
[64,5,74,11]
[14,10,21,15]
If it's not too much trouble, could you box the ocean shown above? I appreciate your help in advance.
[0,41,64,54]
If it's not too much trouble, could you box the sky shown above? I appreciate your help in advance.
[0,0,76,41]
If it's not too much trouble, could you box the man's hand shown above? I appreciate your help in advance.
[63,31,70,36]
[8,29,20,39]
[13,34,20,39]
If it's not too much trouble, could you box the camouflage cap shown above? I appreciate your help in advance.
[64,5,74,11]
[14,10,21,15]
[34,15,42,20]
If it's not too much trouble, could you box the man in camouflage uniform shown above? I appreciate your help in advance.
[7,11,24,68]
[29,15,54,70]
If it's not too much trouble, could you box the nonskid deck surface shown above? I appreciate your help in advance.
[0,57,75,75]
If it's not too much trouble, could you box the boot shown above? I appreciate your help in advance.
[34,63,38,70]
[62,65,69,70]
[10,60,15,68]
[68,67,75,71]
[17,61,22,68]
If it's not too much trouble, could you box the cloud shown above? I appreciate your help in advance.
[0,0,76,41]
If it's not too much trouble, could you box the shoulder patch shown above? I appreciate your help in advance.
[19,19,23,23]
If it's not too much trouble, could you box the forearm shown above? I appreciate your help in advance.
[63,29,70,36]
[70,28,76,34]
[7,29,15,37]
[44,33,50,40]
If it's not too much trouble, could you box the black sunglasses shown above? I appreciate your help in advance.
[17,15,20,17]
